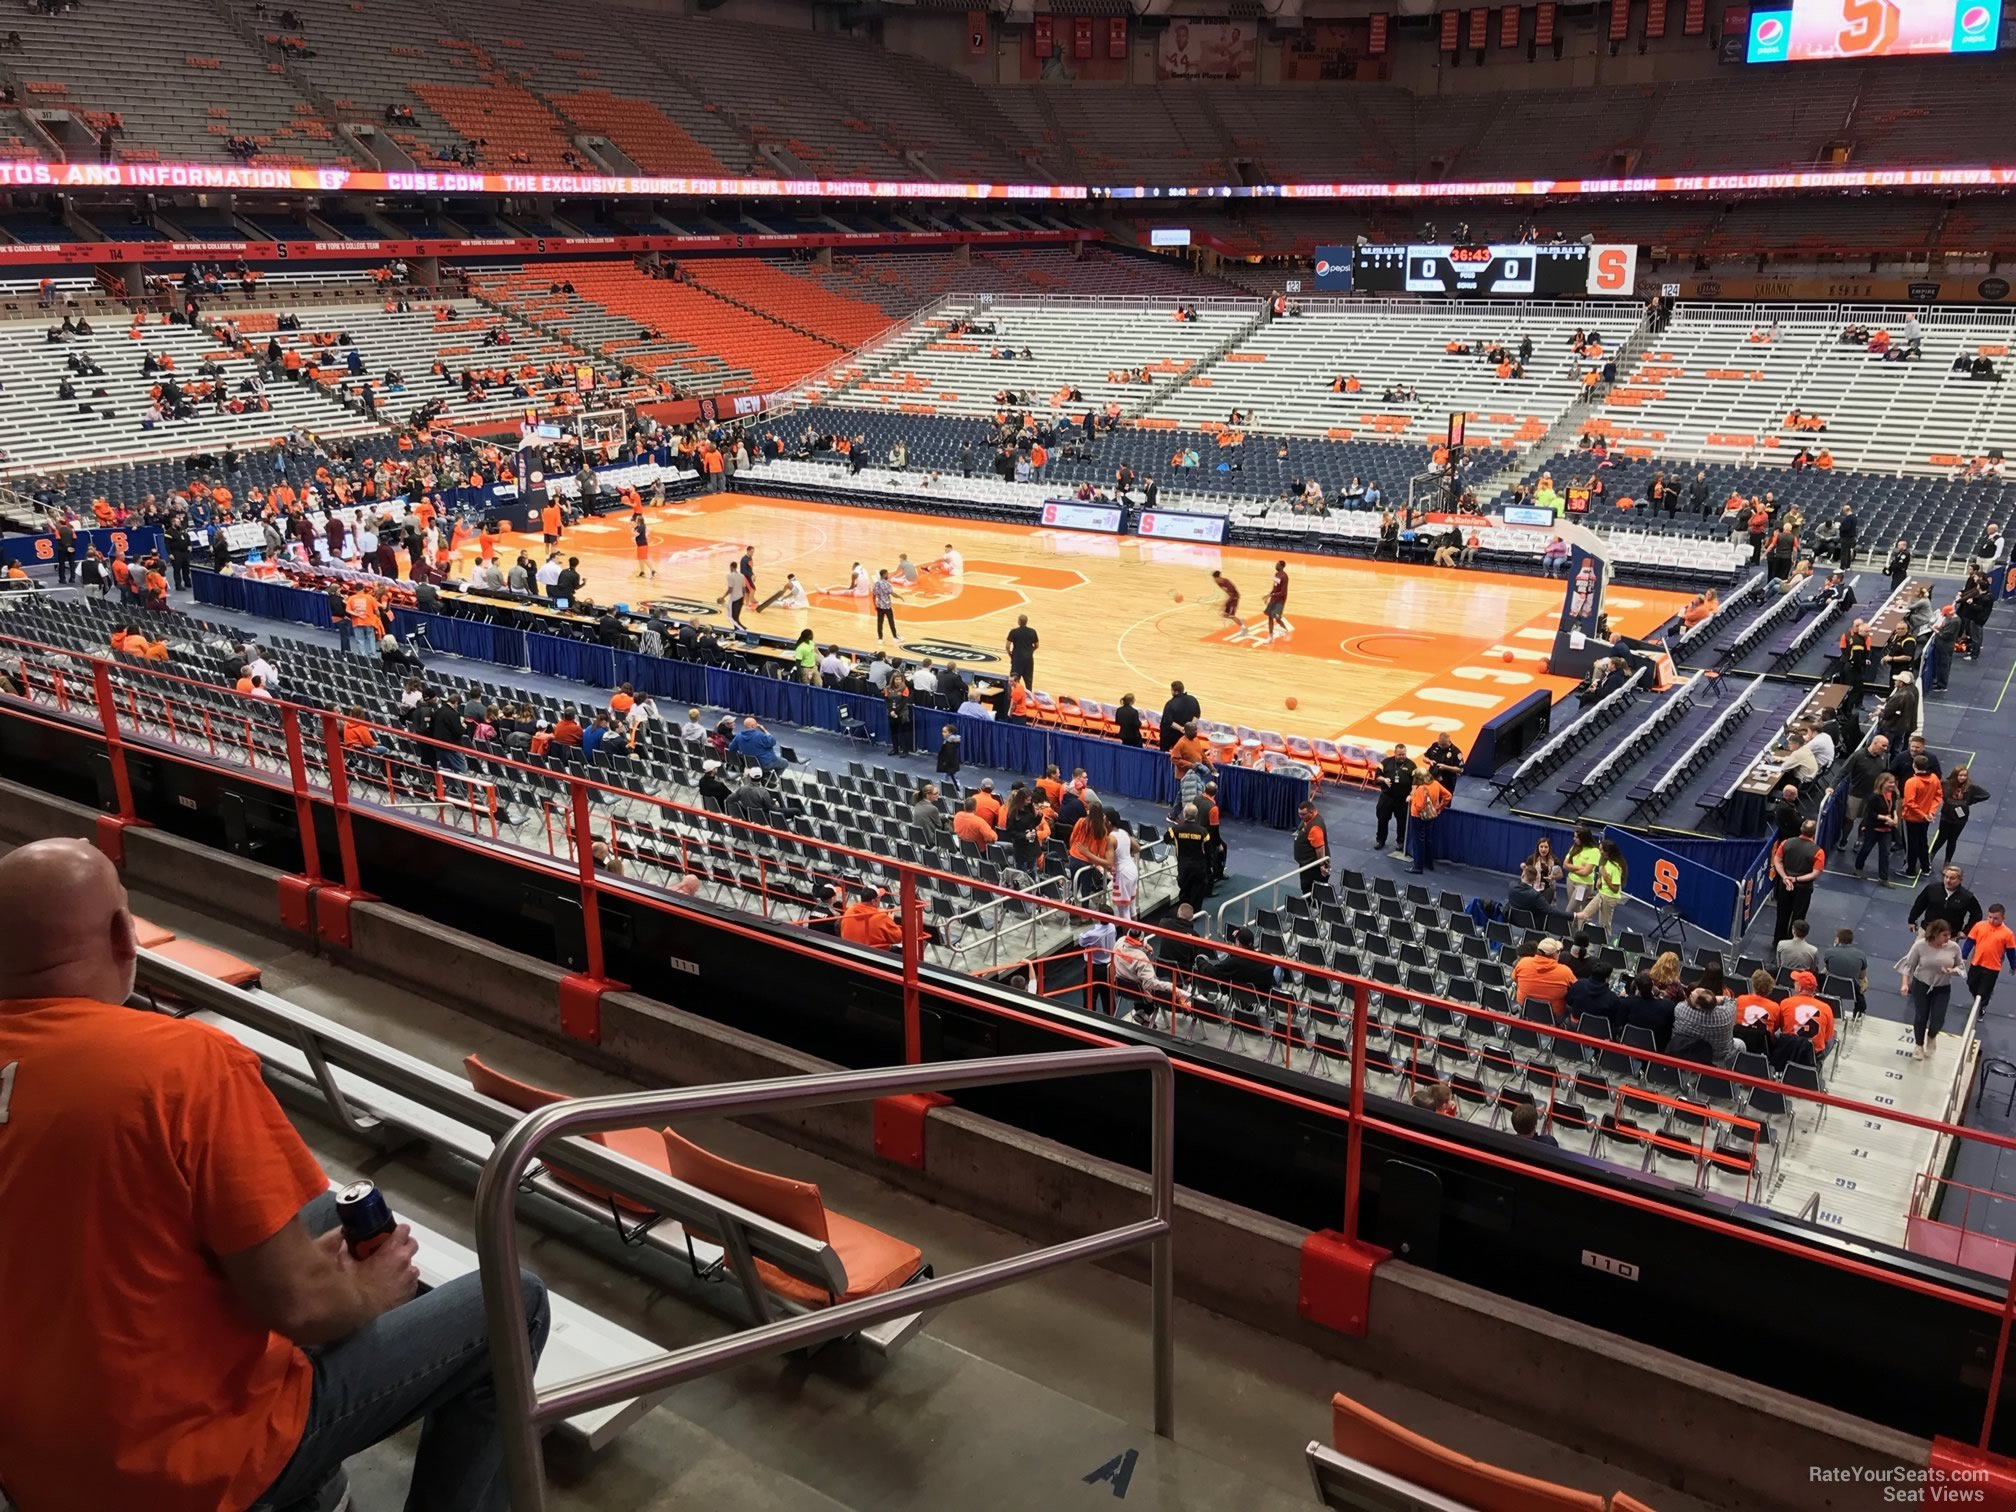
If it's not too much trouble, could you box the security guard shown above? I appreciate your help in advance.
[1374,743,1415,858]
[1169,802,1212,911]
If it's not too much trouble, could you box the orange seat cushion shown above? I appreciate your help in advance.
[463,1054,669,1214]
[132,916,177,949]
[1332,1394,1607,1512]
[660,1129,924,1306]
[1608,1496,1660,1511]
[150,938,260,987]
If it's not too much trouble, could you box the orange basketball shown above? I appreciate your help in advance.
[1172,591,1184,603]
[1501,650,1514,662]
[1285,696,1298,710]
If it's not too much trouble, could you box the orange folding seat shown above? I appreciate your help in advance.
[660,1129,924,1307]
[1330,1394,1606,1512]
[463,1054,669,1215]
[150,938,260,987]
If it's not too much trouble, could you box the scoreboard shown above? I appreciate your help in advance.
[1745,0,2001,60]
[1352,243,1594,297]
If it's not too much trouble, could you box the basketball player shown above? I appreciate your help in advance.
[738,543,760,612]
[1211,570,1241,627]
[892,552,920,587]
[631,507,656,579]
[773,573,810,609]
[823,561,872,597]
[921,543,964,577]
[1261,560,1292,642]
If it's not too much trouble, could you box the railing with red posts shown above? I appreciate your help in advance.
[8,626,2016,1448]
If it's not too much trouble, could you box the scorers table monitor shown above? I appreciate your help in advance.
[1354,243,1591,297]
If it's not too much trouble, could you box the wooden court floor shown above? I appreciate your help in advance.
[476,492,1692,752]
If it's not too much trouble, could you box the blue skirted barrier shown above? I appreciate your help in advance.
[3,525,163,569]
[188,568,1332,830]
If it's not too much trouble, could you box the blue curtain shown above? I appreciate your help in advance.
[386,608,523,667]
[1432,808,1581,878]
[1656,834,1772,876]
[1053,729,1177,806]
[1217,763,1309,830]
[193,571,330,629]
[704,667,892,743]
[527,631,615,688]
[616,652,708,704]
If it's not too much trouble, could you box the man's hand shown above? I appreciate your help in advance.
[346,1222,422,1313]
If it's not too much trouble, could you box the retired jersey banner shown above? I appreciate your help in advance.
[1033,14,1053,55]
[1500,5,1524,45]
[1156,20,1258,77]
[1108,16,1129,57]
[1073,16,1094,58]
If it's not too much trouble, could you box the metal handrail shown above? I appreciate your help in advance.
[1214,856,1329,935]
[474,1047,1177,1509]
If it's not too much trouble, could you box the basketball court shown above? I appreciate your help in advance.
[474,491,1692,751]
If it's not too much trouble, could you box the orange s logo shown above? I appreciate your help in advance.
[1837,0,1900,55]
[1652,859,1680,903]
[1593,247,1629,292]
[32,538,53,560]
[110,531,129,554]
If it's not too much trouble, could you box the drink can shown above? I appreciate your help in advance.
[335,1179,395,1258]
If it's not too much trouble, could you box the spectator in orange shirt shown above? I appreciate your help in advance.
[1168,722,1209,780]
[1732,967,1783,1053]
[1902,756,1943,877]
[552,710,584,747]
[840,889,903,950]
[1777,969,1837,1056]
[951,797,998,848]
[1967,903,2016,1011]
[0,838,550,1512]
[1035,764,1064,810]
[1512,937,1578,1020]
[971,777,1004,828]
[340,705,377,748]
[610,684,635,718]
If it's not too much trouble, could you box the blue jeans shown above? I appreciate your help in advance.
[252,1193,551,1512]
[1408,815,1437,873]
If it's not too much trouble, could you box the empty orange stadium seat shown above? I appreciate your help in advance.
[1607,1496,1661,1511]
[131,916,177,950]
[149,938,260,988]
[659,1129,924,1307]
[1331,1394,1608,1512]
[462,1054,668,1214]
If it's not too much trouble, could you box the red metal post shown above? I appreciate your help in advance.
[1981,1271,2016,1450]
[1342,980,1371,1241]
[318,713,364,894]
[279,705,323,883]
[900,867,922,1064]
[570,779,607,981]
[90,660,136,821]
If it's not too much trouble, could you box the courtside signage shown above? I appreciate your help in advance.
[1039,501,1125,533]
[1137,511,1227,543]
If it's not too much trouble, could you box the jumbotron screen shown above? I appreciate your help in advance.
[1352,243,1590,297]
[1745,0,2001,61]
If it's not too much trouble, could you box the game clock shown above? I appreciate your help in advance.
[1353,243,1591,297]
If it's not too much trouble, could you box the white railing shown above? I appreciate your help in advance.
[1652,674,1762,798]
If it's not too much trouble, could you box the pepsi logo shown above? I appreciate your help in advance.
[1315,259,1332,275]
[1755,17,1785,42]
[1959,5,1992,35]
